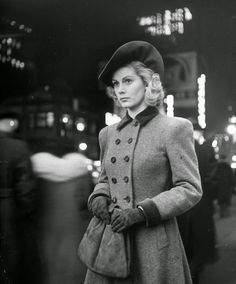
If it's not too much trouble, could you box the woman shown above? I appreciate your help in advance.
[85,41,202,283]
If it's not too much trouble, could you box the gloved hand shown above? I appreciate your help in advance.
[91,196,111,224]
[111,208,145,233]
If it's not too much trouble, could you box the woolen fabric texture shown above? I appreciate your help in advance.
[85,108,202,284]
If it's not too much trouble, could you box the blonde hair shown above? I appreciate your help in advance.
[106,61,165,108]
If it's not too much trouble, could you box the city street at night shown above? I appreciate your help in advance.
[200,203,236,284]
[0,0,236,283]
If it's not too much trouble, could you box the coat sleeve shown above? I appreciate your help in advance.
[88,126,111,208]
[138,119,202,225]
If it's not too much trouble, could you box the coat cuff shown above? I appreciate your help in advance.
[137,198,162,227]
[87,190,110,211]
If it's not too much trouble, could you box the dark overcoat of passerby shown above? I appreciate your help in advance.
[0,111,41,284]
[31,141,93,284]
[85,41,202,284]
[216,154,234,218]
[178,136,218,284]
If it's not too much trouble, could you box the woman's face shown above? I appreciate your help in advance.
[112,66,146,111]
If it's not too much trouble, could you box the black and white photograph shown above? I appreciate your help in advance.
[0,0,236,283]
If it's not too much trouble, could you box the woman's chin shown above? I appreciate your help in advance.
[120,102,131,108]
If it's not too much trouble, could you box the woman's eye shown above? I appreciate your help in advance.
[124,78,132,84]
[112,82,118,88]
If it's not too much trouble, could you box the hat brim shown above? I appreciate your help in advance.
[99,41,164,86]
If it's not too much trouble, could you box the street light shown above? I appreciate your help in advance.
[226,124,236,135]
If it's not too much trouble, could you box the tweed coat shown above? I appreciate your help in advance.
[85,107,202,284]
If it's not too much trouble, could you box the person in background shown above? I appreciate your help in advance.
[177,124,219,284]
[0,111,41,284]
[31,138,93,284]
[85,41,202,284]
[216,154,234,218]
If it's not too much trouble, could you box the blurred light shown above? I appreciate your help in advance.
[232,155,236,162]
[212,139,218,148]
[137,7,192,36]
[105,112,121,126]
[93,160,101,167]
[19,62,25,69]
[229,116,236,123]
[16,42,21,49]
[10,21,16,26]
[19,24,25,30]
[226,124,236,135]
[7,48,12,55]
[87,164,93,171]
[224,135,229,141]
[199,136,205,145]
[197,74,206,129]
[231,162,236,169]
[62,114,70,124]
[184,7,192,20]
[76,118,86,131]
[26,28,32,33]
[79,143,87,151]
[76,122,85,131]
[166,95,174,117]
[9,120,15,126]
[92,171,99,178]
[44,85,50,91]
[46,112,54,127]
[15,60,21,68]
[7,38,12,45]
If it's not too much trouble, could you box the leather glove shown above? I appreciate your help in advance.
[91,196,111,224]
[111,208,145,233]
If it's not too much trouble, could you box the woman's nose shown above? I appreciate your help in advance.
[117,84,125,94]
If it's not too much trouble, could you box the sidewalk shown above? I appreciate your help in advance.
[199,204,236,284]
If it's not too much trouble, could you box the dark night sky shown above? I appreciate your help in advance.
[1,0,236,133]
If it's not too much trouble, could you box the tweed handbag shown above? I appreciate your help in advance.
[78,206,131,278]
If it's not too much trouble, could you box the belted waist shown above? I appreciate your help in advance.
[0,188,14,198]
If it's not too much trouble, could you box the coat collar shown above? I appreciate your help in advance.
[117,106,159,130]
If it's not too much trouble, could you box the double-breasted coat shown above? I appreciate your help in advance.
[85,107,202,284]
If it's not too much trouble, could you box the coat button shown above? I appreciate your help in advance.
[134,121,139,127]
[111,177,117,184]
[124,176,129,183]
[124,156,129,162]
[115,139,121,145]
[128,138,133,144]
[111,157,116,163]
[112,196,117,203]
[123,196,131,203]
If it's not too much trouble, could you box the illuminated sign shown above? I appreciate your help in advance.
[137,7,192,36]
[197,74,206,129]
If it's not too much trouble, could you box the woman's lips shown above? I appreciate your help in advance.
[120,97,129,101]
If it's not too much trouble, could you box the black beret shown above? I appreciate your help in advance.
[99,41,164,86]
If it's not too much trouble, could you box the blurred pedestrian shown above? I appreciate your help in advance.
[216,154,234,218]
[0,111,41,284]
[85,41,202,283]
[178,126,219,284]
[31,141,93,284]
